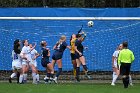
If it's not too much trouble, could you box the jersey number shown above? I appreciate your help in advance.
[14,54,18,60]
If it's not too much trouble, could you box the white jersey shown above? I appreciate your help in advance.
[12,50,21,61]
[30,49,38,67]
[112,50,120,67]
[21,46,32,62]
[12,50,22,70]
[31,49,37,62]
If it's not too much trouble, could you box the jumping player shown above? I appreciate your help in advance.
[75,32,90,82]
[70,34,77,79]
[40,41,55,83]
[9,39,22,83]
[52,35,71,83]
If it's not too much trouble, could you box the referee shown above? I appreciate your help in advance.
[118,41,135,88]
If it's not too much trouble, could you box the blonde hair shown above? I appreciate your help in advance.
[58,35,66,43]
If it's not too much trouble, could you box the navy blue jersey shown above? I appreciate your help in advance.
[41,47,49,62]
[55,41,67,53]
[75,39,84,53]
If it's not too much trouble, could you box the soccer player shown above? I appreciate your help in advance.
[9,39,22,83]
[52,35,71,83]
[40,41,54,83]
[70,34,77,79]
[111,44,123,85]
[20,40,37,84]
[29,44,40,83]
[118,41,135,88]
[75,32,90,82]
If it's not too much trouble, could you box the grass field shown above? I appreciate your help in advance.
[0,82,140,93]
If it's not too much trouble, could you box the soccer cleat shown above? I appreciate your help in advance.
[9,77,12,83]
[53,78,58,84]
[76,77,80,82]
[85,75,92,80]
[130,83,133,86]
[111,83,115,86]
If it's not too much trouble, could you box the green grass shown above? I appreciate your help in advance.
[0,83,140,93]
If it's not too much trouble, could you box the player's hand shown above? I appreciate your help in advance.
[32,56,37,60]
[79,52,82,56]
[112,65,115,68]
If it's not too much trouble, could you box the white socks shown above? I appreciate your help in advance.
[129,75,133,85]
[23,73,27,81]
[112,72,118,84]
[36,74,39,82]
[19,74,23,83]
[10,73,16,78]
[32,73,37,83]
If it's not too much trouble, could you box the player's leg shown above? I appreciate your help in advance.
[22,63,28,83]
[53,59,62,83]
[121,63,130,88]
[125,63,131,88]
[34,62,39,83]
[9,69,17,83]
[9,61,18,83]
[30,63,38,84]
[79,56,91,79]
[111,67,119,86]
[76,59,81,82]
[129,74,133,86]
[46,63,55,83]
[44,68,51,83]
[71,53,77,79]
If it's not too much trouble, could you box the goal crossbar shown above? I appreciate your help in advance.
[0,17,140,20]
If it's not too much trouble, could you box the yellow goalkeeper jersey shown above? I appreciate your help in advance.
[70,38,76,54]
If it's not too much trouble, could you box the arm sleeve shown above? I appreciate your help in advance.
[112,51,116,57]
[63,42,68,47]
[12,51,14,58]
[77,25,83,34]
[35,50,38,54]
[21,47,26,54]
[75,40,79,47]
[118,52,121,65]
[131,52,135,62]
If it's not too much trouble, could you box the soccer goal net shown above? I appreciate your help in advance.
[0,17,140,82]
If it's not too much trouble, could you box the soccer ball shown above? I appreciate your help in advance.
[87,21,94,27]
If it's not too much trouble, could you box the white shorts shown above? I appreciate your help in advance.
[29,60,37,67]
[12,60,22,70]
[22,61,28,66]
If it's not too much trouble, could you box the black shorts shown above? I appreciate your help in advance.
[75,52,83,59]
[71,53,76,60]
[52,51,63,60]
[41,58,50,67]
[120,63,131,75]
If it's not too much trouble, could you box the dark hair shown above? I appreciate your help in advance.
[76,34,81,38]
[13,39,21,54]
[22,40,26,46]
[41,41,45,47]
[70,35,72,46]
[122,41,128,48]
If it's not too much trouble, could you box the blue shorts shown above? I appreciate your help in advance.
[75,52,83,59]
[52,51,63,60]
[41,58,50,67]
[71,53,76,60]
